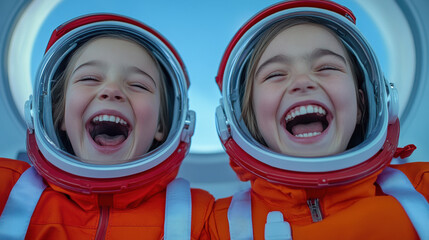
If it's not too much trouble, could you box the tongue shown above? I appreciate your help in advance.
[94,134,125,146]
[292,122,324,136]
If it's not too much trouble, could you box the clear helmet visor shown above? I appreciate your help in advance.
[216,5,399,186]
[26,17,194,180]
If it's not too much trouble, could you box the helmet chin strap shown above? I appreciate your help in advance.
[226,120,400,188]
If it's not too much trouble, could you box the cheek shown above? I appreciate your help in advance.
[133,96,161,127]
[62,89,90,132]
[343,86,358,111]
[326,76,357,107]
[252,85,284,141]
[330,81,359,126]
[64,91,86,118]
[252,86,280,120]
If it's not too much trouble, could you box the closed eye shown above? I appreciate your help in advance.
[75,76,100,84]
[317,65,342,72]
[265,72,287,81]
[80,76,99,81]
[130,83,150,92]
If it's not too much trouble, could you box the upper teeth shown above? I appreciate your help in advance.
[295,132,322,138]
[285,105,326,122]
[92,115,127,125]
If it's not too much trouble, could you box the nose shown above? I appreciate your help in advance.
[288,74,318,94]
[98,82,125,102]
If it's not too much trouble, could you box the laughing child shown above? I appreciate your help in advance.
[211,1,429,239]
[0,14,213,239]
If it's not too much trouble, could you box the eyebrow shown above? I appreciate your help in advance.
[127,66,157,87]
[71,60,103,76]
[255,55,292,77]
[311,48,346,65]
[254,48,347,77]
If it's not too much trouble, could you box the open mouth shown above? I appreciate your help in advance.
[87,114,131,146]
[284,104,329,138]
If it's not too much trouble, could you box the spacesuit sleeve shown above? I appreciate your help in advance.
[205,197,233,240]
[0,158,30,215]
[189,188,215,240]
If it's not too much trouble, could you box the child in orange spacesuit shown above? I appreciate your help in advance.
[0,14,213,239]
[211,1,429,239]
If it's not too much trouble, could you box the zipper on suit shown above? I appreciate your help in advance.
[95,206,110,240]
[307,198,323,222]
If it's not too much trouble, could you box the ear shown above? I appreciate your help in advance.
[154,124,164,142]
[356,89,365,123]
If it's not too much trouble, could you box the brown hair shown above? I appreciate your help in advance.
[51,34,170,153]
[241,18,366,147]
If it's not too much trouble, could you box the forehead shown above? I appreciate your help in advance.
[77,37,150,60]
[261,23,347,59]
[69,37,161,83]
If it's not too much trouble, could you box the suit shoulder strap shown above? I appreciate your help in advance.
[377,167,429,239]
[228,188,253,240]
[164,178,192,240]
[0,166,46,240]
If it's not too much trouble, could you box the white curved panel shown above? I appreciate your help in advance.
[7,0,62,125]
[356,0,415,117]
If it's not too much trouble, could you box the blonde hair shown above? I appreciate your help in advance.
[51,34,170,152]
[241,18,366,147]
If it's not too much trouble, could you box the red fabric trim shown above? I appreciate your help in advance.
[226,120,400,188]
[394,144,416,159]
[27,131,187,194]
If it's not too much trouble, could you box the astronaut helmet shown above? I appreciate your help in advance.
[215,0,400,188]
[25,14,195,193]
